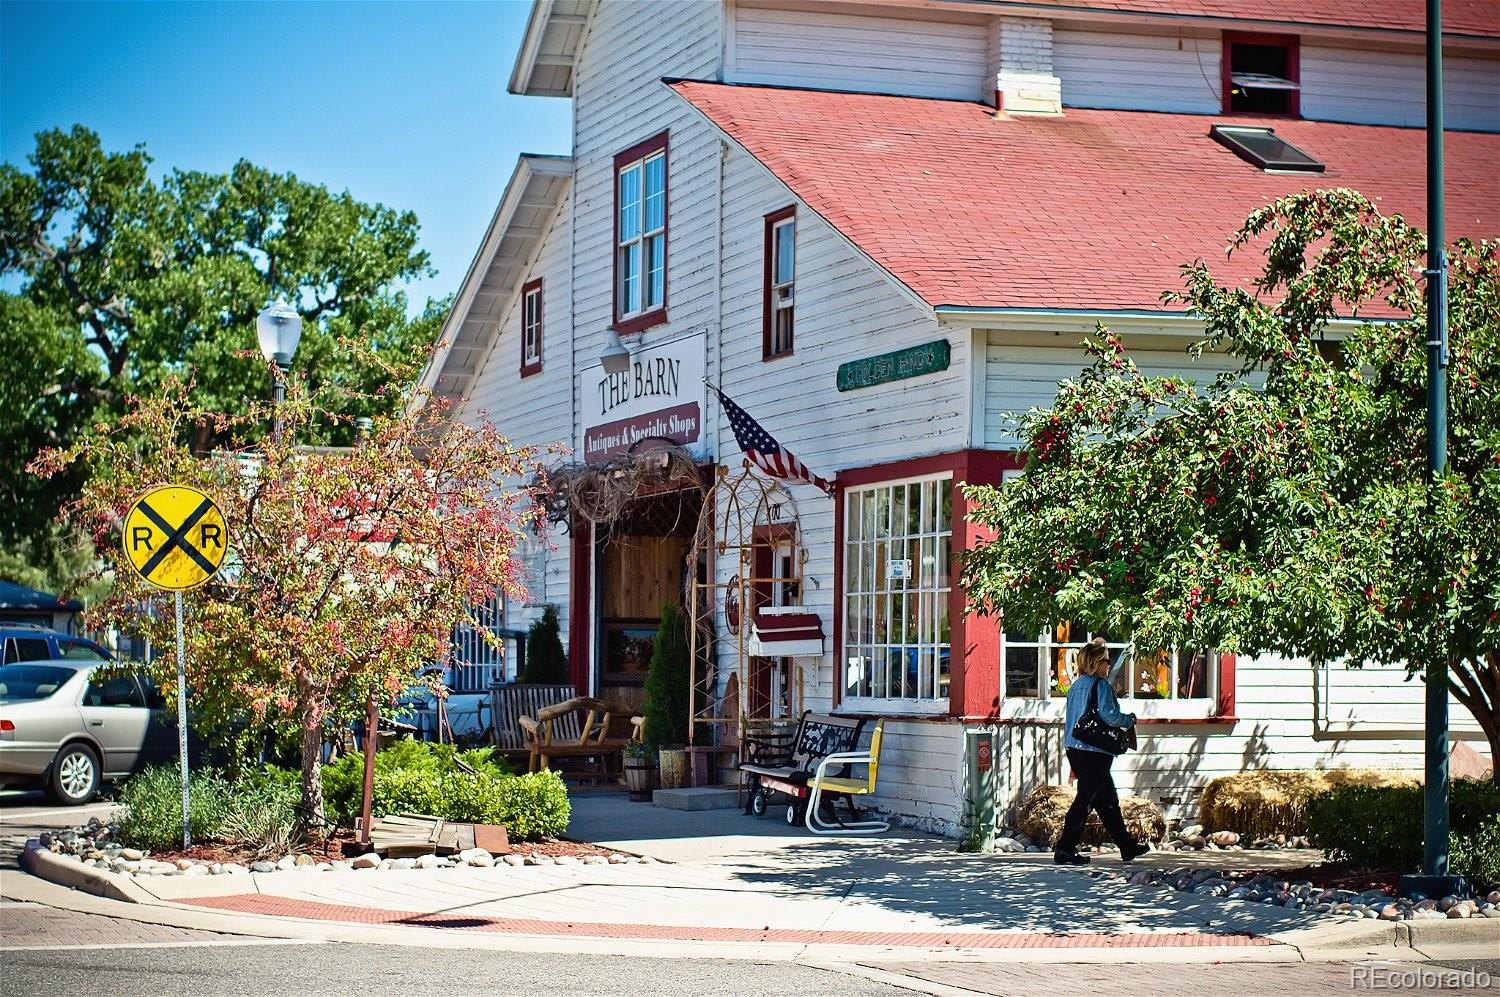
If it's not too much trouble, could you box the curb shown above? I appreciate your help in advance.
[19,838,155,905]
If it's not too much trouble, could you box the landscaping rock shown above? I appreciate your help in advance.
[294,854,317,867]
[1209,831,1240,847]
[183,864,210,877]
[350,853,381,870]
[459,848,494,867]
[387,857,417,870]
[582,855,608,865]
[119,848,145,861]
[251,861,276,873]
[607,854,628,864]
[275,855,296,871]
[316,863,333,872]
[503,855,526,867]
[330,861,351,872]
[553,855,581,866]
[994,836,1026,854]
[414,854,442,869]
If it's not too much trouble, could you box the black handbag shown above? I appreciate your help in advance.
[1071,677,1134,755]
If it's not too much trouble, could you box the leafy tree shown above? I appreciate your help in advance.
[962,190,1500,780]
[0,125,442,569]
[521,604,569,684]
[642,602,691,750]
[33,378,544,828]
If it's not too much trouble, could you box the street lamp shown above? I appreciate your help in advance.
[257,302,303,441]
[599,329,631,376]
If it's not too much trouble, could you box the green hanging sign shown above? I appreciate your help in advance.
[836,339,951,392]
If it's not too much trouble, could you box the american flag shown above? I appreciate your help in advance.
[713,386,833,494]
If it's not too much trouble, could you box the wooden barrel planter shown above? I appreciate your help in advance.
[658,747,689,790]
[623,755,658,802]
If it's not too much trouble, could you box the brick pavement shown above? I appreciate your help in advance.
[0,901,231,949]
[862,960,1500,995]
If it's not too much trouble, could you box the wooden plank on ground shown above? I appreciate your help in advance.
[473,824,509,854]
[453,823,476,853]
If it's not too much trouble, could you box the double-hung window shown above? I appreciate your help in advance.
[842,475,953,708]
[614,133,668,332]
[763,206,796,359]
[520,278,543,377]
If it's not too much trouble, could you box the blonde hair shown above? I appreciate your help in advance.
[1076,637,1110,678]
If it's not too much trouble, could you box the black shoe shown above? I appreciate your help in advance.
[1120,841,1151,863]
[1053,850,1090,865]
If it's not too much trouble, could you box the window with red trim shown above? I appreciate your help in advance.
[613,132,669,334]
[520,278,543,377]
[763,206,796,359]
[1222,32,1300,117]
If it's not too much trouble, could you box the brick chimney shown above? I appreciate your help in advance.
[986,17,1063,116]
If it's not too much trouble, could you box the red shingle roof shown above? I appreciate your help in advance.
[670,81,1500,313]
[1011,0,1500,39]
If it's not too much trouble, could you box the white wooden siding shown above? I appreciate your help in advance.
[459,187,576,635]
[729,1,988,100]
[709,142,974,829]
[984,339,1247,448]
[1301,44,1500,132]
[1054,26,1223,114]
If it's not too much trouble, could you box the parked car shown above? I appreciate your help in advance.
[0,625,176,804]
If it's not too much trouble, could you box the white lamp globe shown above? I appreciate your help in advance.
[256,302,303,367]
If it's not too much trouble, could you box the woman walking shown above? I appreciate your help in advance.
[1054,637,1150,865]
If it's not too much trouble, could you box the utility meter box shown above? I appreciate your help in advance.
[963,727,998,852]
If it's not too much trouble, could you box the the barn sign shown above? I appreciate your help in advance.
[836,339,951,391]
[579,332,707,464]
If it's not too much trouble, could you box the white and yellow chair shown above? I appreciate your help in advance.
[804,719,889,835]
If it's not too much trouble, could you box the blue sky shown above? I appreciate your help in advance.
[1,0,572,309]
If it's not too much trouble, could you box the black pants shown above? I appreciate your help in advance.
[1056,748,1134,853]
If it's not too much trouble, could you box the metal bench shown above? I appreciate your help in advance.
[739,710,873,827]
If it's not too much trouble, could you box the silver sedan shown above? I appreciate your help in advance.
[0,662,164,804]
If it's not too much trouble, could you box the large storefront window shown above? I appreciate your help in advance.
[1002,622,1217,715]
[843,475,952,705]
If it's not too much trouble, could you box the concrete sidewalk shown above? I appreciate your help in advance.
[7,791,1495,964]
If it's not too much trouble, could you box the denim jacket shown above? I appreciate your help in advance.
[1064,674,1135,754]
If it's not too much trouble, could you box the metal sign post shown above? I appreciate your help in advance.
[175,591,190,848]
[122,484,229,854]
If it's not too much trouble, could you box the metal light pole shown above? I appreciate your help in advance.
[257,302,304,442]
[1401,0,1466,900]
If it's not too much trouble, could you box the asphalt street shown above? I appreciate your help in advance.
[3,941,1499,997]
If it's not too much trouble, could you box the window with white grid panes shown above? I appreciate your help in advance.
[616,146,666,320]
[843,475,952,703]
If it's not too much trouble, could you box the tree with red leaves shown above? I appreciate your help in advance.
[33,377,545,827]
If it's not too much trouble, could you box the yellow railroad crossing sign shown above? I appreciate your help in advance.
[122,485,229,591]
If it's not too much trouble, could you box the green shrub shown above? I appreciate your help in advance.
[1452,814,1500,890]
[117,767,234,850]
[117,765,300,853]
[643,602,690,750]
[492,770,571,840]
[1306,779,1500,871]
[321,738,567,839]
[521,604,569,684]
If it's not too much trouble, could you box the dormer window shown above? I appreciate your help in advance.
[1223,33,1300,117]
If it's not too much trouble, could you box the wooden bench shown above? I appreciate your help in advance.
[490,683,579,755]
[520,696,644,782]
[739,710,868,825]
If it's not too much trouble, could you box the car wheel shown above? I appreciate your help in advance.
[49,743,100,805]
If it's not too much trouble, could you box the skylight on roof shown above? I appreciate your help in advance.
[1211,125,1325,173]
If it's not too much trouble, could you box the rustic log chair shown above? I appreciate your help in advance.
[489,683,580,759]
[520,696,644,782]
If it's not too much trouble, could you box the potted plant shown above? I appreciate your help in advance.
[622,742,657,802]
[643,602,691,790]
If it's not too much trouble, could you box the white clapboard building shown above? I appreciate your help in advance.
[419,0,1499,833]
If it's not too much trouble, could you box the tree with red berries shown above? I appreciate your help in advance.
[33,377,545,827]
[963,190,1500,780]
